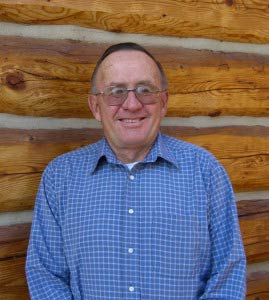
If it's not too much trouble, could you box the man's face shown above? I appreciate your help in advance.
[89,50,168,159]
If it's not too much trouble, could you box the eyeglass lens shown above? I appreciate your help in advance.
[105,88,160,106]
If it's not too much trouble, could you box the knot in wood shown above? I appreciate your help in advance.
[225,0,234,6]
[5,72,25,91]
[208,109,221,117]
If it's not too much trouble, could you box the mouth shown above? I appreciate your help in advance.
[117,117,147,128]
[119,118,145,124]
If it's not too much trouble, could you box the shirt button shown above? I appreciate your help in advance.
[129,286,135,292]
[128,248,134,254]
[129,174,135,180]
[128,208,134,214]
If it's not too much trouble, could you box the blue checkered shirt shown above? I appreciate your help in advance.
[26,133,246,299]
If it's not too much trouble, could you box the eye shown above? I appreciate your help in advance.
[136,85,155,95]
[109,86,126,97]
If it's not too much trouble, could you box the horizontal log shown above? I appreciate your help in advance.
[1,200,268,262]
[169,126,269,192]
[247,269,269,299]
[0,220,268,300]
[0,1,269,43]
[1,36,269,118]
[1,259,268,300]
[0,257,29,300]
[0,173,41,212]
[0,126,268,212]
[237,200,269,219]
[238,200,269,264]
[0,223,31,260]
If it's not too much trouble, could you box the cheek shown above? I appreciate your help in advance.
[99,106,119,123]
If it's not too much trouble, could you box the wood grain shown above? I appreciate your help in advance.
[1,199,268,262]
[1,259,268,300]
[0,126,268,212]
[238,200,269,264]
[0,173,41,212]
[0,199,267,297]
[0,223,31,260]
[1,36,269,118]
[247,270,269,299]
[0,257,29,300]
[0,1,269,43]
[168,126,269,192]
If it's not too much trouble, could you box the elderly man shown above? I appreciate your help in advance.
[26,43,246,299]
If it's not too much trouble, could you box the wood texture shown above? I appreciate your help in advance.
[0,1,269,43]
[0,223,31,260]
[238,200,269,264]
[247,270,269,299]
[169,126,269,193]
[0,126,268,212]
[1,199,268,263]
[0,200,267,298]
[1,258,268,300]
[1,36,269,118]
[0,257,29,300]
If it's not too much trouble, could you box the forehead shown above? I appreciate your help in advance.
[95,50,162,87]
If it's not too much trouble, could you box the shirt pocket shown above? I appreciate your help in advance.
[151,212,199,278]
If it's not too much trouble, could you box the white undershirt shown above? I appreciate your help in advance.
[125,162,139,170]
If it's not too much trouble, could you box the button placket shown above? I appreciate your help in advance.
[125,169,139,298]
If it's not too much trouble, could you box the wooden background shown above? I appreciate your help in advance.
[0,1,269,299]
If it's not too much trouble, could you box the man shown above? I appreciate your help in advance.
[26,42,246,299]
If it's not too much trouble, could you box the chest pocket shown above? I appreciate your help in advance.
[151,213,199,278]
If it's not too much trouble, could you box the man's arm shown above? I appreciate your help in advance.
[200,163,246,299]
[26,163,73,300]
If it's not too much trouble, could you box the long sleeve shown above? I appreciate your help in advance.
[25,163,73,300]
[200,163,246,299]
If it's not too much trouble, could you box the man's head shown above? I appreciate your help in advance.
[88,43,169,162]
[90,43,168,94]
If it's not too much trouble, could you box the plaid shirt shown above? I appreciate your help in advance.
[26,133,246,299]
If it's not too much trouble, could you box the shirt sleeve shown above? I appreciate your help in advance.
[25,162,73,300]
[200,162,246,299]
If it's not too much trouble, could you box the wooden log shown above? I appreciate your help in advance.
[0,258,268,300]
[0,257,29,300]
[0,259,268,300]
[247,270,269,299]
[0,126,268,212]
[0,173,41,212]
[0,223,31,260]
[1,200,269,262]
[0,198,268,297]
[0,219,268,300]
[168,126,269,193]
[0,1,269,43]
[1,36,269,118]
[238,200,269,264]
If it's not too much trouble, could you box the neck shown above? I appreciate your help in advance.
[110,143,153,164]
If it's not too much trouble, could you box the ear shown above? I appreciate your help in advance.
[88,95,101,122]
[160,90,169,117]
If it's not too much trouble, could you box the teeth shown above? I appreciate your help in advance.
[123,119,141,123]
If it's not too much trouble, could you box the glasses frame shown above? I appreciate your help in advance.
[93,86,167,106]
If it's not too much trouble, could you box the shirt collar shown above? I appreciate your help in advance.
[90,133,179,173]
[144,133,179,168]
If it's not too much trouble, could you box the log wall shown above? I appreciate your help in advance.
[0,0,268,298]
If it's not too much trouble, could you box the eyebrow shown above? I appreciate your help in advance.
[107,80,156,87]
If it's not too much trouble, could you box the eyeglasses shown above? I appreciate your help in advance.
[94,84,166,106]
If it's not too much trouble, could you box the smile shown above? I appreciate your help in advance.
[120,118,144,123]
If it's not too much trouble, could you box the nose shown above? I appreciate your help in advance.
[121,90,143,111]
